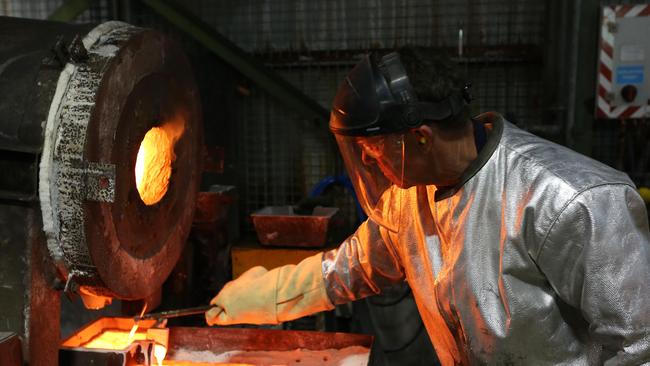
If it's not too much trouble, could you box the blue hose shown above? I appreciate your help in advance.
[309,175,367,223]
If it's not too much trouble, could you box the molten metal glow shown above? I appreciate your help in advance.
[135,117,185,205]
[135,127,173,205]
[161,362,252,366]
[128,323,139,343]
[154,344,167,366]
[128,303,147,343]
[83,329,147,350]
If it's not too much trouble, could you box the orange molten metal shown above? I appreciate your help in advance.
[82,329,147,350]
[81,305,168,365]
[135,119,184,205]
[82,328,168,365]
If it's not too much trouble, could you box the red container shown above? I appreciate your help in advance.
[251,206,339,247]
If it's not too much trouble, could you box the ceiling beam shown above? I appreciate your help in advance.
[141,0,329,123]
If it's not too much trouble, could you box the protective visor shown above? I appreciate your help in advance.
[335,132,405,232]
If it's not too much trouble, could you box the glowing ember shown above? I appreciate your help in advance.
[83,329,147,350]
[135,119,184,205]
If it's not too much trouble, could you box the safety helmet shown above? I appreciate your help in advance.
[330,52,471,136]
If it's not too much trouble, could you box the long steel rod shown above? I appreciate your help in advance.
[136,305,219,321]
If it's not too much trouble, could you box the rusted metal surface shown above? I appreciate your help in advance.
[166,327,372,360]
[251,206,339,247]
[194,191,234,225]
[0,333,23,366]
[183,187,238,308]
[39,22,143,299]
[83,28,202,300]
[38,22,202,301]
[28,222,62,366]
[0,204,61,366]
[0,17,200,366]
[61,318,372,365]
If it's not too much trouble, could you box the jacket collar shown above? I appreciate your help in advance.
[434,112,505,201]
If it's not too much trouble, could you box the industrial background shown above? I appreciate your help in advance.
[1,0,650,365]
[4,0,648,221]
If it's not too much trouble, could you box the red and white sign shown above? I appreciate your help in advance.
[597,4,650,119]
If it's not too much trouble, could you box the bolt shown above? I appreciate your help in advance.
[68,34,88,63]
[99,176,110,189]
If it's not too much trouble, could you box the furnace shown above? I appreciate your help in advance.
[0,16,372,366]
[38,20,202,303]
[0,16,201,365]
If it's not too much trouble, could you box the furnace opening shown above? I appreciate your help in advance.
[135,127,172,205]
[135,119,185,205]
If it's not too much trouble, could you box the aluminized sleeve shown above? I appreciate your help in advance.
[536,184,650,366]
[321,218,405,305]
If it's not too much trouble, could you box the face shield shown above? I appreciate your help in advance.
[329,51,471,232]
[335,132,406,232]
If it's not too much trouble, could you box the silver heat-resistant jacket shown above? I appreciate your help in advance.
[322,113,650,365]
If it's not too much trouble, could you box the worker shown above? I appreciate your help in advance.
[206,48,650,365]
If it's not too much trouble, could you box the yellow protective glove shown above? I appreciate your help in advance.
[205,252,334,325]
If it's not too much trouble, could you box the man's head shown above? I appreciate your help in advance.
[329,48,476,230]
[330,48,475,183]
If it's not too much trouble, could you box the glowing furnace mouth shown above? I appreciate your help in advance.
[135,120,184,205]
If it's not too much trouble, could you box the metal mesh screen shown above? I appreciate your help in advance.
[179,0,549,219]
[467,63,542,130]
[0,0,111,22]
[75,1,111,23]
[234,68,340,217]
[183,0,546,51]
[0,0,61,19]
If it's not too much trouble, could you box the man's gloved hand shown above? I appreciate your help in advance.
[205,253,334,326]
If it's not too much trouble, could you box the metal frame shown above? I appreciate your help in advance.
[141,0,329,124]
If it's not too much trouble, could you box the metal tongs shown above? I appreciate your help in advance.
[134,305,223,327]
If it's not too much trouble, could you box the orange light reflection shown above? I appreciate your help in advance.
[160,362,253,366]
[83,329,147,350]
